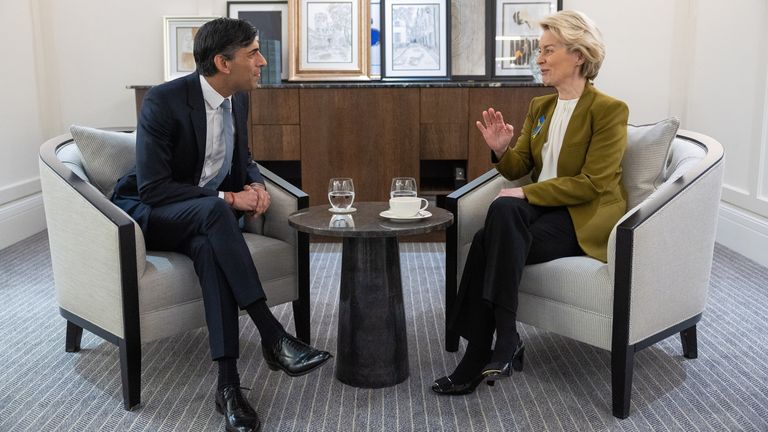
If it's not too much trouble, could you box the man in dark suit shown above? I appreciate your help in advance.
[112,18,330,432]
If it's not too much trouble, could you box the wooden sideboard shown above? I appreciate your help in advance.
[129,83,553,207]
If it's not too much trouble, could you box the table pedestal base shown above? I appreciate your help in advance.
[336,237,409,388]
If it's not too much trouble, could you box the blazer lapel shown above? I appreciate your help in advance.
[560,82,596,150]
[531,99,557,157]
[229,92,249,183]
[186,73,207,180]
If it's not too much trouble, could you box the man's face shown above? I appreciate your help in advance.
[225,39,267,92]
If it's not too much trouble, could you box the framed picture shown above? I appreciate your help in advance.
[228,1,289,80]
[370,0,381,78]
[163,16,218,81]
[489,0,561,79]
[288,0,370,81]
[451,0,489,79]
[382,0,450,79]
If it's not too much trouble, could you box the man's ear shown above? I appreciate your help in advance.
[214,54,230,74]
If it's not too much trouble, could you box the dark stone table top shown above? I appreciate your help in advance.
[288,202,453,238]
[128,80,547,90]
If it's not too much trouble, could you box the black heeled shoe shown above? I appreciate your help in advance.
[431,373,494,396]
[481,340,525,382]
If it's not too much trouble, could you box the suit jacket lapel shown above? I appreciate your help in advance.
[531,98,557,158]
[232,92,248,157]
[561,82,595,150]
[186,73,207,181]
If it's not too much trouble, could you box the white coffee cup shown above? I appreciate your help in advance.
[388,196,429,217]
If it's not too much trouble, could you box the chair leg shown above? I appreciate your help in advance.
[65,320,83,353]
[293,299,311,344]
[680,325,698,359]
[119,337,142,411]
[611,344,635,419]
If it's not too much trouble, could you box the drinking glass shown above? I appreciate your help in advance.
[328,178,355,211]
[390,177,417,198]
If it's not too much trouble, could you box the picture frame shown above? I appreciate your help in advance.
[370,0,381,78]
[163,16,218,82]
[288,0,370,81]
[451,0,490,80]
[381,0,450,80]
[489,0,561,80]
[228,1,289,80]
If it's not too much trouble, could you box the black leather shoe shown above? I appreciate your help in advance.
[215,385,261,432]
[431,374,493,396]
[262,335,332,377]
[482,340,525,382]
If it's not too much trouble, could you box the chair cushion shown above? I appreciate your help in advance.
[70,126,136,197]
[138,233,296,313]
[518,256,613,317]
[623,118,680,209]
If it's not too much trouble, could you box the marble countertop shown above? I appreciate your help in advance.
[128,80,547,90]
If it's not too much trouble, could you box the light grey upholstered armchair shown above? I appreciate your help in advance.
[444,127,724,418]
[39,128,310,411]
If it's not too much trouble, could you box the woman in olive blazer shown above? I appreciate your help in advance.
[497,81,628,262]
[432,10,629,396]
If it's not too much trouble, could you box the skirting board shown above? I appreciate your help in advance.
[717,202,768,268]
[0,193,45,251]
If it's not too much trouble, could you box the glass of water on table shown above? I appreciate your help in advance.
[391,177,417,198]
[328,178,355,213]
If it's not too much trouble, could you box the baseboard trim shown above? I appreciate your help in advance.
[0,193,46,250]
[717,202,768,268]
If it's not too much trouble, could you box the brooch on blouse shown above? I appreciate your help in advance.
[531,115,546,139]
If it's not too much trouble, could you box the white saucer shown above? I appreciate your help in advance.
[379,210,432,222]
[328,207,357,214]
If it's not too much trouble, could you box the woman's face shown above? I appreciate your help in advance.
[536,30,584,88]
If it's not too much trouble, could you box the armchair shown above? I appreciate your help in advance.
[38,129,310,410]
[445,129,724,418]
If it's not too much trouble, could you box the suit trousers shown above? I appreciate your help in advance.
[449,197,583,345]
[144,196,266,360]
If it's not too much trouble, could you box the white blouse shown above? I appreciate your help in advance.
[538,97,579,182]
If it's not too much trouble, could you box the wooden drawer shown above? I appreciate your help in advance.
[251,88,299,124]
[420,123,467,159]
[251,125,300,160]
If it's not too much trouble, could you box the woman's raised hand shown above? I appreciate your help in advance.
[476,108,515,157]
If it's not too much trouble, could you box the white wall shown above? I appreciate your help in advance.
[567,0,768,267]
[0,0,47,248]
[0,0,231,250]
[1,0,767,266]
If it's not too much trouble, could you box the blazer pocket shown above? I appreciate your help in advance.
[561,141,589,151]
[599,198,622,208]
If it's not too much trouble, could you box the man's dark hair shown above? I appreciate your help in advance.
[194,18,257,77]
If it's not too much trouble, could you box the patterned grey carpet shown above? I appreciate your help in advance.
[0,231,767,431]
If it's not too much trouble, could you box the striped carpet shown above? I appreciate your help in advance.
[0,231,767,431]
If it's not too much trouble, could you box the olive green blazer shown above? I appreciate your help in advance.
[495,83,629,262]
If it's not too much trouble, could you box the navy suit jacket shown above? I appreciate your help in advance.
[113,72,264,232]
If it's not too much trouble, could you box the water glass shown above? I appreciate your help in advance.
[391,177,417,198]
[328,178,355,211]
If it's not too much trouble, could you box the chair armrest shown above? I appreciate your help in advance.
[39,133,143,340]
[612,131,725,345]
[446,169,531,282]
[249,163,309,247]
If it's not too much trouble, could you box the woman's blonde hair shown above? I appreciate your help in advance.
[539,10,605,80]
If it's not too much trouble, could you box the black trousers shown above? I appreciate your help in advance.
[449,197,583,343]
[145,196,266,360]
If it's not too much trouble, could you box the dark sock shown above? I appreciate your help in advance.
[490,306,520,363]
[246,300,287,347]
[448,342,492,384]
[217,357,240,390]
